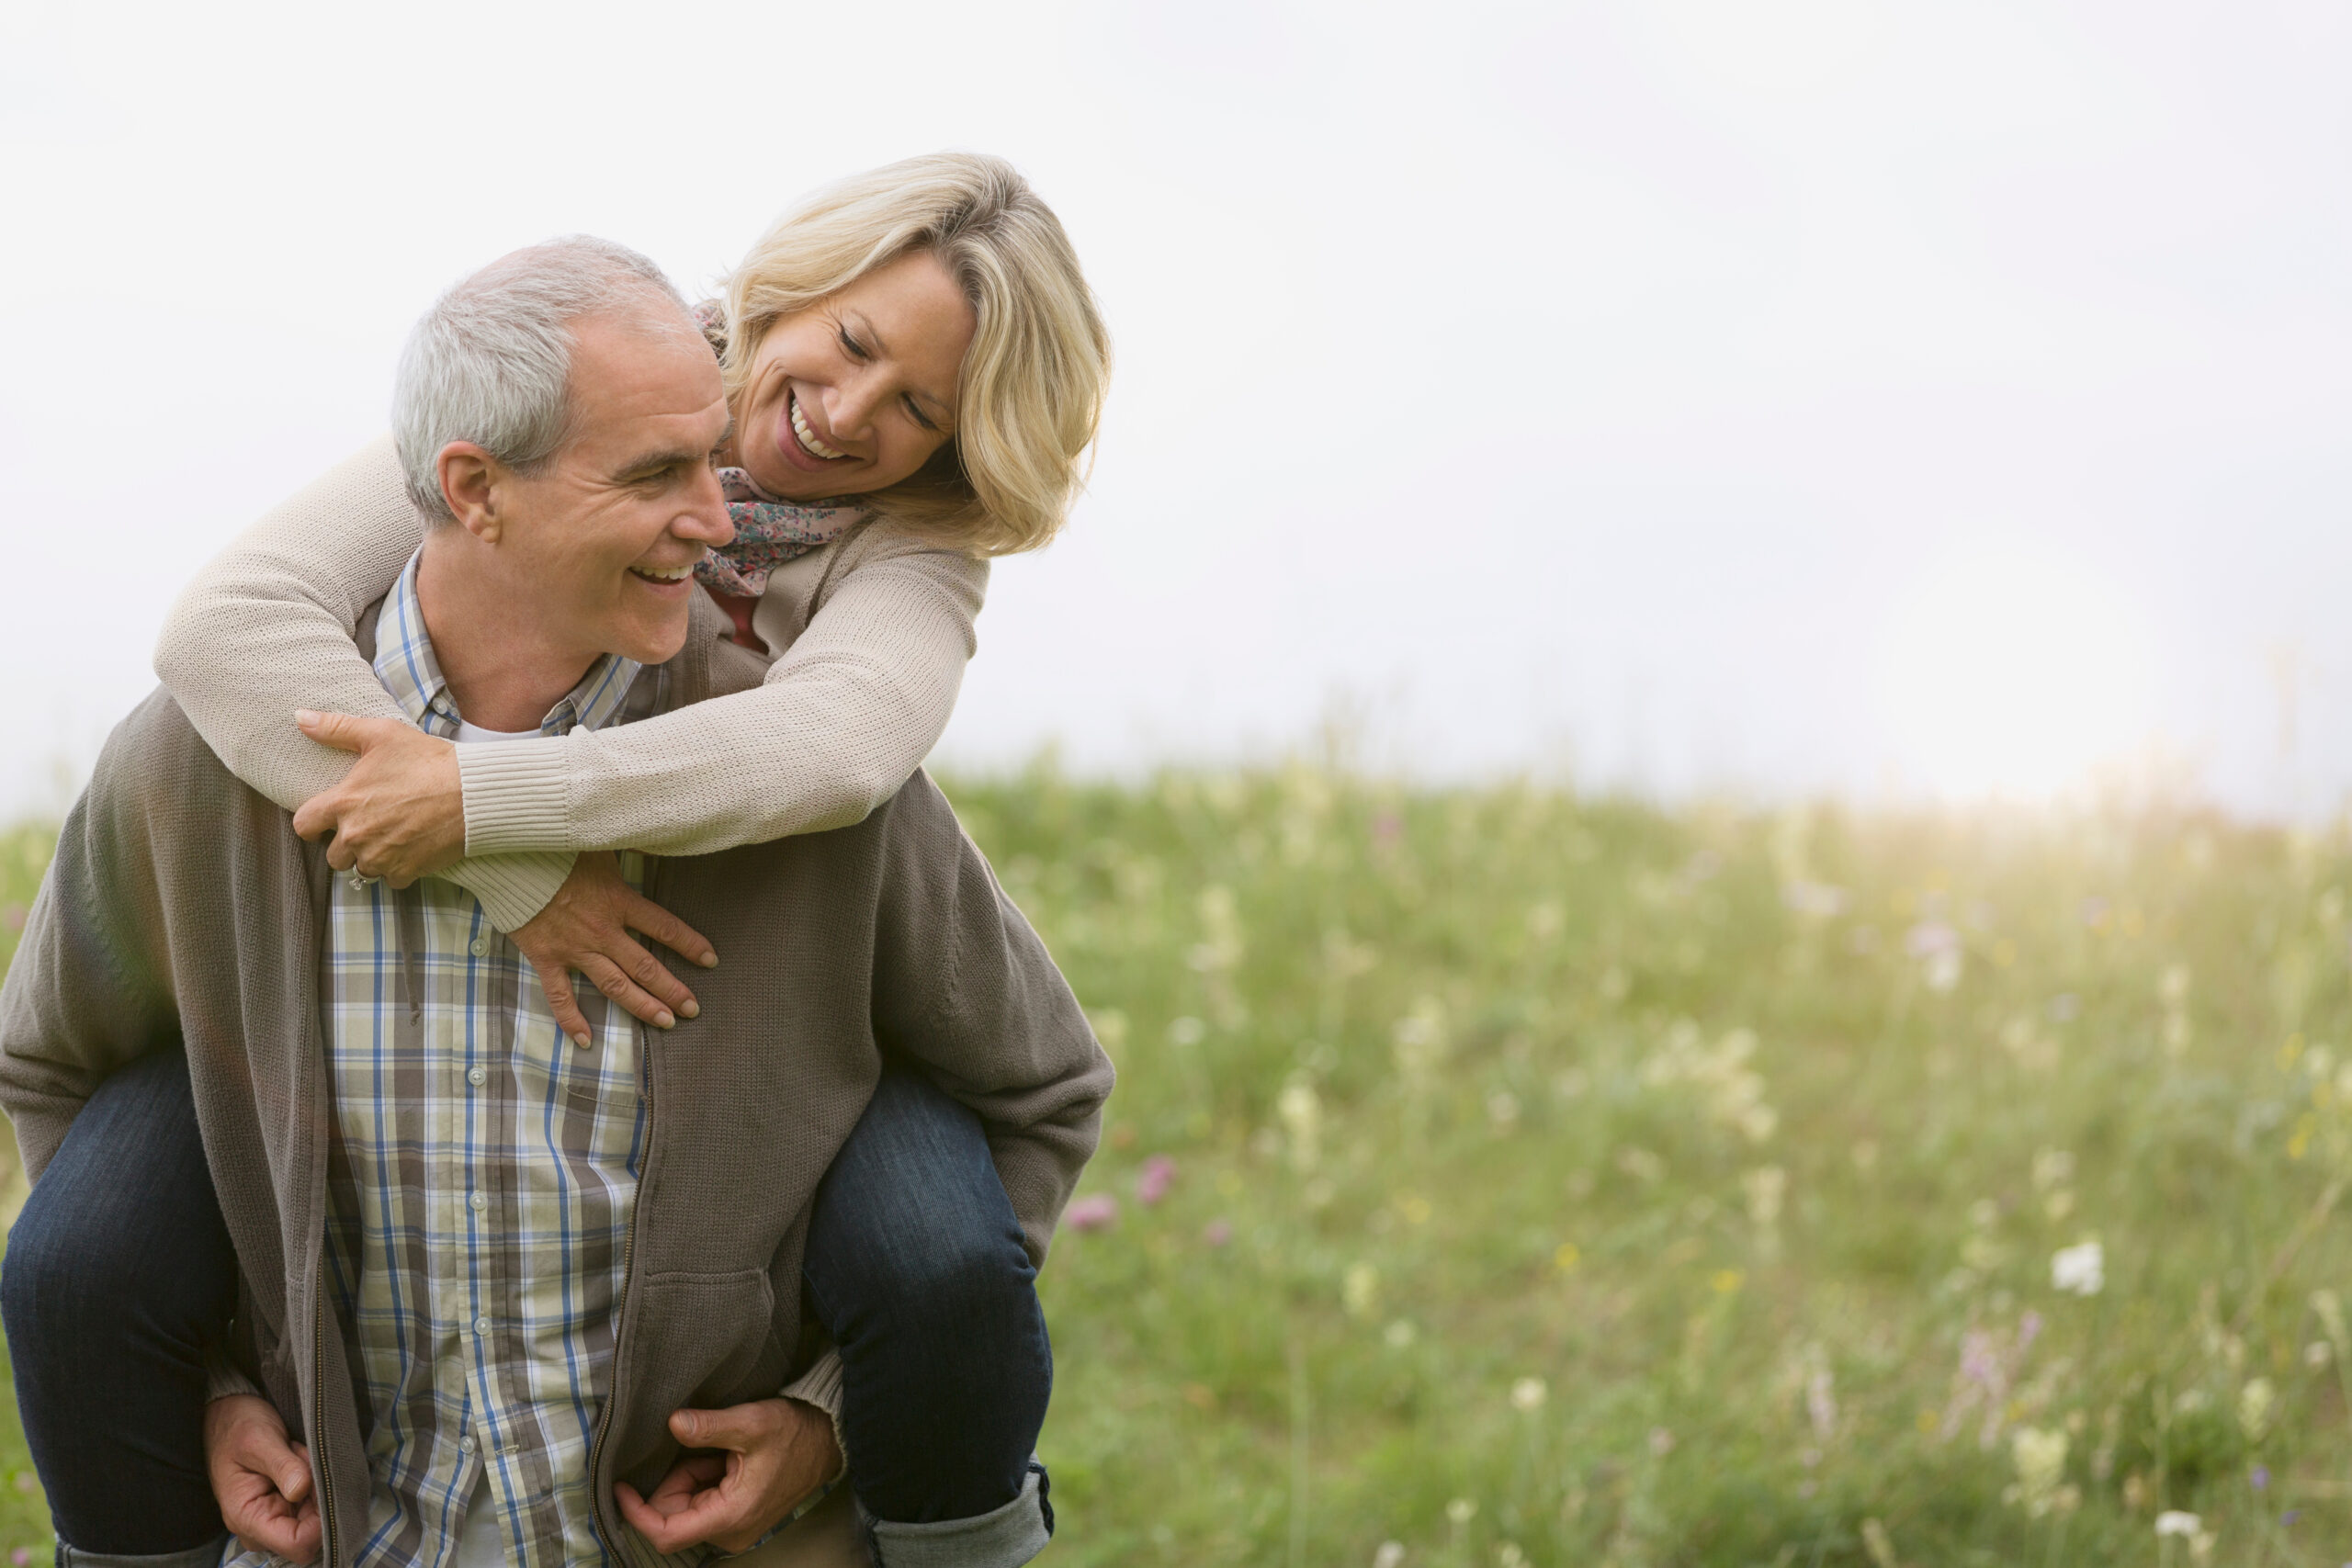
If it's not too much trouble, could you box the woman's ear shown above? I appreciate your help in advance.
[435,442,504,543]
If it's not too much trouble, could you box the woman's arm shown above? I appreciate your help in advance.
[150,438,581,931]
[454,526,989,860]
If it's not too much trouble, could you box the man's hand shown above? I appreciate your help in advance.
[615,1397,843,1553]
[289,711,465,886]
[511,852,718,1046]
[206,1393,322,1564]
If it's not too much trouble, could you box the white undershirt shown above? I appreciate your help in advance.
[455,719,541,745]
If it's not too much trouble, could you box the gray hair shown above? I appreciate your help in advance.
[392,234,690,521]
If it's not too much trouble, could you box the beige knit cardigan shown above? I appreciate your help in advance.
[153,437,988,933]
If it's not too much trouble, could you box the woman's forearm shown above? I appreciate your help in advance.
[150,437,574,931]
[152,437,424,813]
[458,547,987,858]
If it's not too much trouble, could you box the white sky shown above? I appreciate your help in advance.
[3,0,2349,818]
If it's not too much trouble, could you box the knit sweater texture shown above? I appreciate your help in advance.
[0,589,1108,1568]
[153,437,989,933]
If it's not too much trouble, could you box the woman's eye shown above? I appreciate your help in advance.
[838,327,867,360]
[904,397,939,434]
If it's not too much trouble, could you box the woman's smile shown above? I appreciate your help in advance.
[787,391,852,463]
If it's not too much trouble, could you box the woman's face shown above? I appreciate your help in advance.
[725,248,976,501]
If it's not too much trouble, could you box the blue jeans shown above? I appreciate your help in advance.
[3,1054,1053,1566]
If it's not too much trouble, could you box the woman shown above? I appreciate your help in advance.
[2,152,1110,1562]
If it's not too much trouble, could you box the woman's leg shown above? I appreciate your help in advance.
[2,1050,237,1559]
[801,1063,1054,1530]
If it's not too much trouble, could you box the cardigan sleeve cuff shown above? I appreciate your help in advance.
[204,1345,262,1404]
[781,1348,849,1471]
[440,852,576,933]
[457,737,573,857]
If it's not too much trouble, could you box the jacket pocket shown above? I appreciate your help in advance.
[638,1268,790,1411]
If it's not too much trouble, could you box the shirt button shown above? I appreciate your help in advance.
[469,1191,489,1212]
[467,1066,487,1087]
[459,1433,477,1453]
[469,938,490,957]
[473,1315,491,1336]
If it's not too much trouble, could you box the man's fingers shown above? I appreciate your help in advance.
[580,953,678,1032]
[526,956,596,1046]
[624,894,719,972]
[671,1401,782,1452]
[290,793,344,845]
[296,709,394,756]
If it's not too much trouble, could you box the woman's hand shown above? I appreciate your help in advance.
[288,711,465,885]
[512,852,718,1046]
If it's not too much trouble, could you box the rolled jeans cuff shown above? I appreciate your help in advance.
[864,1461,1052,1568]
[57,1537,232,1568]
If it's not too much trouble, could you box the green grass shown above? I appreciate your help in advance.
[7,773,2352,1563]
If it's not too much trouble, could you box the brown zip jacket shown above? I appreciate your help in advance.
[0,590,1113,1566]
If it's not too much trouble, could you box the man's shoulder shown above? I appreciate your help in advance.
[93,688,268,829]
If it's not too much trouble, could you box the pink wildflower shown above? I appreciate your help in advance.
[1063,1194,1119,1233]
[1136,1155,1177,1206]
[1203,1218,1232,1247]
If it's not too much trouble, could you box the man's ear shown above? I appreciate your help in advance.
[435,442,505,544]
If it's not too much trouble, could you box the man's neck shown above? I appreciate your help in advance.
[415,528,598,733]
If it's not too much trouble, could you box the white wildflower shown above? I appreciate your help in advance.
[1510,1376,1548,1413]
[1445,1498,1476,1526]
[1341,1262,1380,1320]
[2051,1240,2104,1297]
[2239,1376,2277,1442]
[2007,1426,2069,1516]
[2154,1511,2201,1537]
[1277,1079,1322,1172]
[1372,1544,1407,1568]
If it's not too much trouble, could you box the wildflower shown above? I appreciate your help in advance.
[2240,1377,2277,1442]
[1372,1545,1406,1568]
[1743,1165,1787,1228]
[1498,1547,1525,1568]
[2313,1288,2348,1348]
[1712,1269,1745,1294]
[1860,1518,1898,1568]
[1384,1319,1417,1348]
[2031,1148,2075,1191]
[1063,1195,1119,1233]
[2250,1463,2270,1491]
[1445,1498,1477,1526]
[1342,1262,1380,1320]
[2006,1426,2070,1516]
[1136,1155,1177,1206]
[1168,1016,1207,1046]
[1647,1426,1677,1456]
[1486,1090,1521,1131]
[1203,1218,1231,1247]
[2154,1512,2201,1537]
[1806,1363,1838,1443]
[1277,1079,1322,1171]
[2052,1240,2105,1297]
[1510,1376,1547,1413]
[1555,1242,1581,1273]
[1781,880,1849,918]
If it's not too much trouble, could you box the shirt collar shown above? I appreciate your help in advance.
[371,551,643,740]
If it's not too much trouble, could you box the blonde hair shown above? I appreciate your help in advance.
[720,152,1111,556]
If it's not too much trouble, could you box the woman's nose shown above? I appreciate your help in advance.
[826,377,887,446]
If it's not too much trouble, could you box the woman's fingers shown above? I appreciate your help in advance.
[526,954,597,1047]
[625,893,719,971]
[580,952,679,1033]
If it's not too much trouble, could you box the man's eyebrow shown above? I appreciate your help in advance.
[613,443,707,481]
[713,418,736,454]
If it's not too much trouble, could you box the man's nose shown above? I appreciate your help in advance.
[678,462,734,547]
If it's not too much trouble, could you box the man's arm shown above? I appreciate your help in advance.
[867,775,1114,1265]
[0,704,182,1179]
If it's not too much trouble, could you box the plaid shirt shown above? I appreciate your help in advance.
[228,551,675,1568]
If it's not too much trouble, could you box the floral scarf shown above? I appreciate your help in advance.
[690,300,865,598]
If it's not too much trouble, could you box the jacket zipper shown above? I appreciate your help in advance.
[312,1300,340,1564]
[590,867,660,1563]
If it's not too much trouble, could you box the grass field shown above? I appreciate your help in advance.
[5,772,2352,1564]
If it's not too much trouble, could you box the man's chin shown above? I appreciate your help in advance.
[611,609,694,669]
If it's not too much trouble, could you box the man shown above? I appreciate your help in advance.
[0,238,1110,1566]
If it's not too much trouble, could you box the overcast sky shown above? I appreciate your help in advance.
[3,0,2348,819]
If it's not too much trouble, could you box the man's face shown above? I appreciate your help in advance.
[492,310,735,667]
